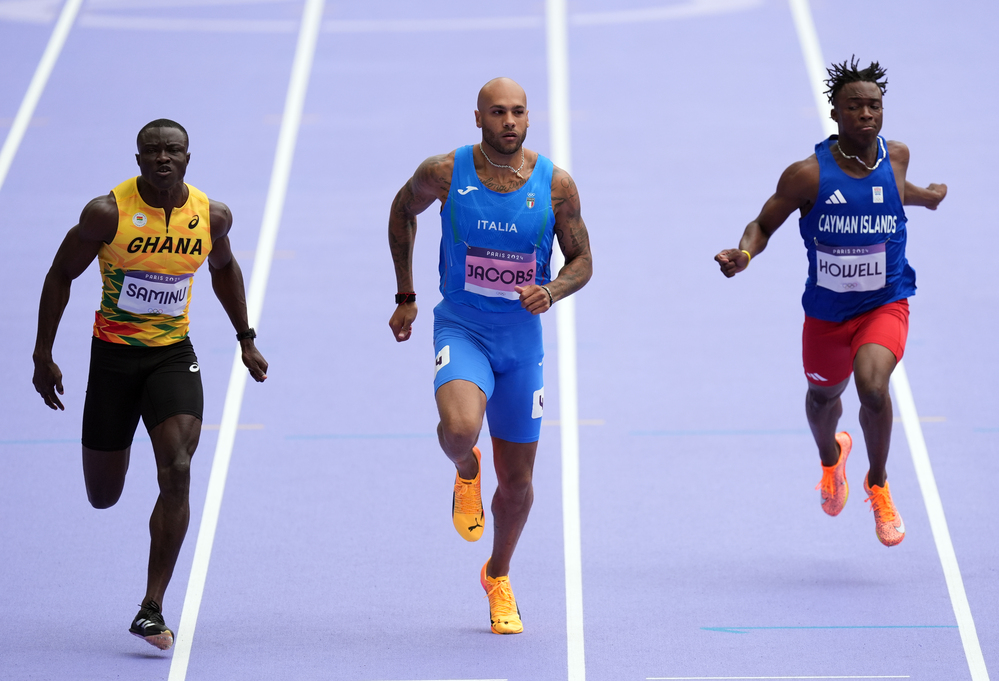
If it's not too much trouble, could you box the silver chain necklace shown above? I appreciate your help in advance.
[479,143,525,179]
[835,136,886,171]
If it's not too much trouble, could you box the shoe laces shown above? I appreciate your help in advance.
[454,479,481,515]
[865,484,897,524]
[484,577,518,618]
[815,469,837,499]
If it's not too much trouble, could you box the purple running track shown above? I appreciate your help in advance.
[0,1,995,680]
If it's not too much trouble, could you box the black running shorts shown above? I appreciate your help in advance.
[82,337,204,451]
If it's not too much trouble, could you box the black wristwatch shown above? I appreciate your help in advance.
[395,292,416,304]
[236,328,256,341]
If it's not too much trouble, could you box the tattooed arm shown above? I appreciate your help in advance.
[517,165,593,314]
[387,152,453,342]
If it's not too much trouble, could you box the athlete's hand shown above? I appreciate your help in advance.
[924,183,948,210]
[240,341,268,382]
[714,249,750,278]
[389,302,418,342]
[515,284,552,315]
[32,357,65,410]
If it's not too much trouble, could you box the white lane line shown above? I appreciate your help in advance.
[891,363,990,681]
[545,1,586,680]
[788,2,991,680]
[648,676,910,680]
[166,1,326,679]
[0,0,84,194]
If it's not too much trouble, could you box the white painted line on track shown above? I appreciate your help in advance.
[891,363,991,680]
[0,0,84,194]
[788,2,991,680]
[649,676,910,680]
[545,1,586,680]
[166,1,326,679]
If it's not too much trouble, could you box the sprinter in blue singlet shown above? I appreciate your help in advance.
[714,58,946,547]
[387,78,592,635]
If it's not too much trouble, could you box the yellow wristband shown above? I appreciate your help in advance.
[740,249,752,264]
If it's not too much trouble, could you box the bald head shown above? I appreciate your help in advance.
[477,77,527,112]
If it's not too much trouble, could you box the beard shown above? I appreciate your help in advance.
[481,126,527,157]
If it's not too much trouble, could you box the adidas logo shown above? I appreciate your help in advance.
[806,372,829,382]
[825,189,847,205]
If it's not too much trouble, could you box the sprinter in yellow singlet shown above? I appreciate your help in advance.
[32,119,268,651]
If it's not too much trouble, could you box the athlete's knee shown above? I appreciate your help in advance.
[855,379,890,413]
[496,467,533,500]
[157,455,192,496]
[439,415,481,452]
[87,486,123,509]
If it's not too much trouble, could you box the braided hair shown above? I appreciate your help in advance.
[823,56,887,105]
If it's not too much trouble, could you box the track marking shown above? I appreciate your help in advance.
[648,676,910,680]
[545,1,585,680]
[0,0,83,194]
[703,625,957,634]
[0,1,760,33]
[788,2,991,680]
[166,1,325,679]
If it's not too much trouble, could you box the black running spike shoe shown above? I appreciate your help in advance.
[129,600,175,650]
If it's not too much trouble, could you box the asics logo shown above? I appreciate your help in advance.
[457,186,479,195]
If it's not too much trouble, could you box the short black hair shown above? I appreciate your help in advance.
[824,56,887,104]
[136,119,189,148]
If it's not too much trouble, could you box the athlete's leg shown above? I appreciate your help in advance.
[143,413,200,607]
[486,437,537,578]
[436,379,486,480]
[853,342,897,487]
[806,377,850,466]
[82,446,131,508]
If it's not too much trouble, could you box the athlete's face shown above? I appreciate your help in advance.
[475,83,529,157]
[830,81,883,146]
[136,127,190,191]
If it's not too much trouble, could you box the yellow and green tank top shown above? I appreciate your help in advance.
[93,177,212,346]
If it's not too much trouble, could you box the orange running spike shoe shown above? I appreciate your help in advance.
[815,432,852,516]
[864,474,906,547]
[481,560,523,634]
[452,446,484,542]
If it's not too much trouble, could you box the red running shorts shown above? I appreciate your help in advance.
[802,299,909,387]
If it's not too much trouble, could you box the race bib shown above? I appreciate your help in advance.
[464,246,536,300]
[117,271,191,316]
[815,241,886,293]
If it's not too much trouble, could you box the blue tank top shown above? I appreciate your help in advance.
[798,136,915,322]
[438,145,556,316]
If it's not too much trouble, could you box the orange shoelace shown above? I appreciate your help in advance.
[864,485,898,523]
[453,479,481,514]
[483,577,518,618]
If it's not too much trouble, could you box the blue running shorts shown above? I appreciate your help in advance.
[433,300,545,443]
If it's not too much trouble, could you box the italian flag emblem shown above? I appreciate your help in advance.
[526,194,535,209]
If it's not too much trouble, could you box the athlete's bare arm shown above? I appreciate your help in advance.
[884,140,948,211]
[715,157,820,278]
[32,195,119,410]
[207,199,267,382]
[903,181,947,210]
[387,152,454,342]
[515,165,593,314]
